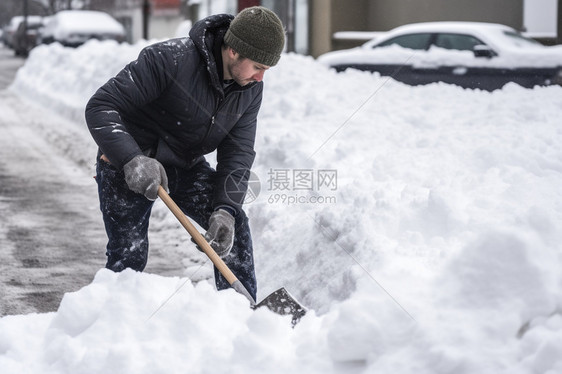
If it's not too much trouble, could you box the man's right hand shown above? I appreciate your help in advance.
[123,155,168,201]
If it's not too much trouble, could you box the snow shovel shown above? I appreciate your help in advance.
[157,186,306,325]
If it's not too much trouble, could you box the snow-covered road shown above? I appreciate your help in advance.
[0,88,105,315]
[0,47,24,90]
[0,47,189,316]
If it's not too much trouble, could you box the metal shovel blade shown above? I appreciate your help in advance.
[254,287,307,326]
[157,188,307,325]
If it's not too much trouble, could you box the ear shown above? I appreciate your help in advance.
[228,47,238,59]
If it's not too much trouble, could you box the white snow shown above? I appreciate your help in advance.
[50,10,126,37]
[2,38,562,373]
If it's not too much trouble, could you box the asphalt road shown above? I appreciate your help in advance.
[0,46,25,90]
[0,46,187,316]
[0,46,107,315]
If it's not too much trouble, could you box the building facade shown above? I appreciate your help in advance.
[308,0,526,57]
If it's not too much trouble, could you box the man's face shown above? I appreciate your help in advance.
[227,52,270,86]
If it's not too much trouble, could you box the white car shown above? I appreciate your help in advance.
[3,16,26,48]
[39,10,126,47]
[317,22,562,90]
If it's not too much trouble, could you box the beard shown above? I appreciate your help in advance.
[227,57,254,86]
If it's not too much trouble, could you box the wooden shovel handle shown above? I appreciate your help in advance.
[157,186,238,285]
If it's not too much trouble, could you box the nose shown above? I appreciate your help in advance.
[253,70,265,82]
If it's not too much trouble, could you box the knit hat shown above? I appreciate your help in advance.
[224,6,285,66]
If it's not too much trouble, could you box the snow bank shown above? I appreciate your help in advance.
[10,39,150,123]
[5,39,562,373]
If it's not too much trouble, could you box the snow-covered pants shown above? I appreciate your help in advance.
[95,156,257,300]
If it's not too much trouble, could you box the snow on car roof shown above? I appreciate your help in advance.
[373,21,547,52]
[389,21,514,34]
[54,10,125,34]
[7,15,43,30]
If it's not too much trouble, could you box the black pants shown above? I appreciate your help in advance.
[95,157,257,300]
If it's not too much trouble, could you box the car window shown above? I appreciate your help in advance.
[376,33,432,50]
[433,33,484,51]
[501,31,543,48]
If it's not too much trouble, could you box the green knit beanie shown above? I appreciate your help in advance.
[224,6,285,66]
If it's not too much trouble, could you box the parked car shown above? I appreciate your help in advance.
[317,22,562,91]
[12,16,44,56]
[39,10,125,47]
[2,16,25,48]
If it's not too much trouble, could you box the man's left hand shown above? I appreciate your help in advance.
[204,209,235,257]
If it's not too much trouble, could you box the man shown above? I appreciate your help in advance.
[85,7,285,302]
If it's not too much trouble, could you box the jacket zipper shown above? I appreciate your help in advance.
[199,82,250,148]
[199,99,222,148]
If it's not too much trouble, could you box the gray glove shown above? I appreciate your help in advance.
[123,155,168,201]
[204,209,235,257]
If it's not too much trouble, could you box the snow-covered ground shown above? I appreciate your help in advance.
[1,38,562,373]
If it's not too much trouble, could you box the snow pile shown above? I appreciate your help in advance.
[0,270,329,374]
[4,40,562,373]
[11,39,149,122]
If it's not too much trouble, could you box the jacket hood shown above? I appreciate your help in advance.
[189,14,234,95]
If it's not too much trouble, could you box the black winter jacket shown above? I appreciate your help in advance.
[85,14,262,212]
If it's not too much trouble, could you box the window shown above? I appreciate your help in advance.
[376,33,432,50]
[502,31,543,48]
[434,33,484,51]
